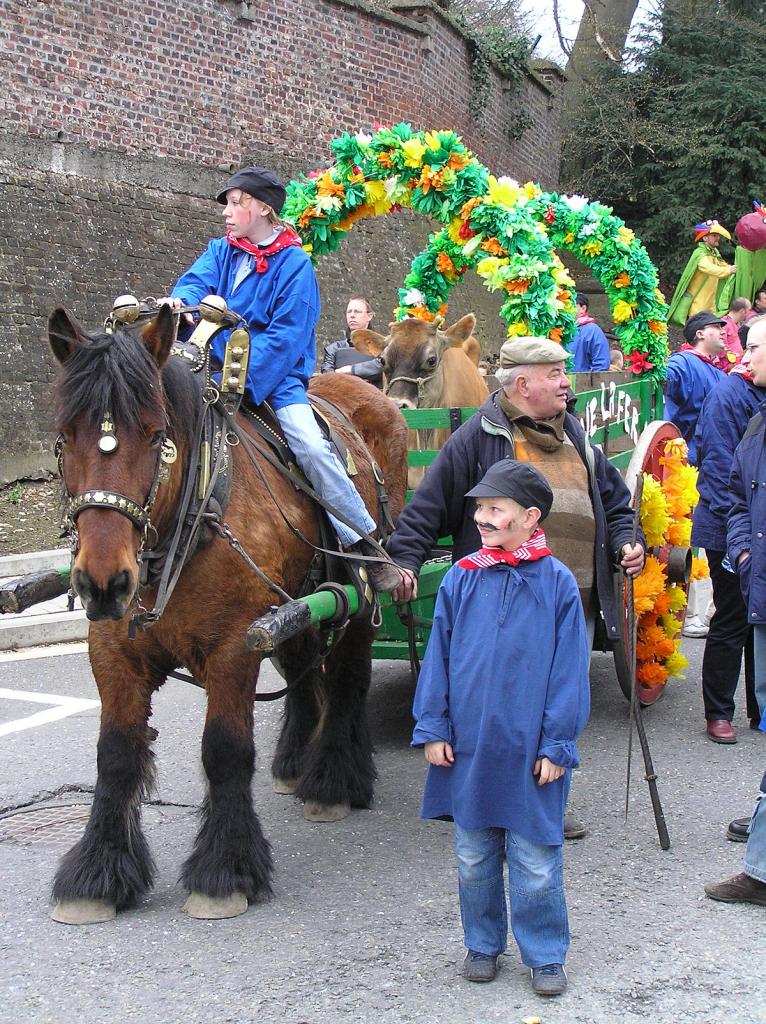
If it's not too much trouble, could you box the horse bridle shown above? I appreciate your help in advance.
[56,415,169,556]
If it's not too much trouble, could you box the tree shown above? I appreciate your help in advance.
[562,1,766,283]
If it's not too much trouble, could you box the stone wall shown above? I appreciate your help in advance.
[0,0,562,482]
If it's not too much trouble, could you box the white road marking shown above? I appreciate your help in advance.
[0,642,89,664]
[0,688,100,737]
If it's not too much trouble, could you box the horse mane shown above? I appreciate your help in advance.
[53,326,198,450]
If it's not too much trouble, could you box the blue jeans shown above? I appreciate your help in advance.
[275,403,376,547]
[744,770,766,883]
[454,824,570,968]
[751,625,766,720]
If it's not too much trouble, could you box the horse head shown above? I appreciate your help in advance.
[49,304,181,621]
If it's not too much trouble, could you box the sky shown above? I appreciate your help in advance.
[519,0,654,64]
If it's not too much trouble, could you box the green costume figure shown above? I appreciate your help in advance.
[668,220,736,326]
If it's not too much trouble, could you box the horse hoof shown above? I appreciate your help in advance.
[50,898,116,925]
[303,800,351,823]
[272,777,298,795]
[182,891,248,920]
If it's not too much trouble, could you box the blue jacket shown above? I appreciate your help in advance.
[386,390,642,641]
[570,320,610,372]
[691,373,766,551]
[663,349,724,463]
[412,555,590,845]
[728,405,766,626]
[171,236,320,410]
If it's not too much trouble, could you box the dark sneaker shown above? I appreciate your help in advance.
[726,816,751,842]
[531,963,568,996]
[463,950,499,982]
[704,872,766,907]
[564,811,587,840]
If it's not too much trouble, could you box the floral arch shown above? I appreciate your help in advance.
[282,124,669,379]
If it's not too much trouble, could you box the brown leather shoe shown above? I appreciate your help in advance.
[704,872,766,907]
[706,719,737,743]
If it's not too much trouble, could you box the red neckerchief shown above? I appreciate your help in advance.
[731,364,755,382]
[576,313,596,326]
[225,227,303,273]
[679,343,717,365]
[457,528,552,570]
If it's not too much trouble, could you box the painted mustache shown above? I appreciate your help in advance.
[476,521,500,532]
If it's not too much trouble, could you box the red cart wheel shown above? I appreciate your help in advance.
[613,421,692,707]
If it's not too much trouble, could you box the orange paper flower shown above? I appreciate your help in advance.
[614,271,631,288]
[549,327,564,344]
[418,166,446,194]
[377,151,393,168]
[504,279,531,295]
[436,252,457,277]
[482,237,507,256]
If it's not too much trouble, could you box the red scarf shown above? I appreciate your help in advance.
[679,343,717,365]
[457,528,552,570]
[225,227,303,273]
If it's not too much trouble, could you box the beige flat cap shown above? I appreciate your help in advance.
[498,337,568,368]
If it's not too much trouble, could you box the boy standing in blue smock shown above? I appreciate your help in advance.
[412,459,590,997]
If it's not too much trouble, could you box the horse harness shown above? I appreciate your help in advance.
[57,296,398,696]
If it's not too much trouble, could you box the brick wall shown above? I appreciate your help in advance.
[0,0,562,482]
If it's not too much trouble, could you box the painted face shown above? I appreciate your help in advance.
[473,496,536,550]
[222,189,270,240]
[346,300,372,332]
[698,324,725,354]
[704,232,721,249]
[744,331,766,385]
[520,361,570,418]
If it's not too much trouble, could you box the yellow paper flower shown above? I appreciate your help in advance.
[667,518,691,546]
[582,239,603,257]
[424,130,442,151]
[523,181,541,199]
[640,475,670,547]
[691,555,710,580]
[506,321,529,337]
[564,232,575,244]
[487,175,521,207]
[363,179,392,215]
[401,137,427,167]
[618,226,635,245]
[476,256,508,277]
[667,586,687,613]
[448,217,464,245]
[664,651,688,679]
[315,194,343,213]
[613,299,635,323]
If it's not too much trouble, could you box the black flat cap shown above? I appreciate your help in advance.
[683,310,725,342]
[465,458,553,522]
[216,166,287,213]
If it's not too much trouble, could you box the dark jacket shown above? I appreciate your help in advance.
[387,391,642,641]
[728,405,766,624]
[691,373,766,551]
[320,337,383,387]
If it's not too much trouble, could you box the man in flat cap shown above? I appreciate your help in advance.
[668,219,736,326]
[163,166,401,591]
[387,337,644,837]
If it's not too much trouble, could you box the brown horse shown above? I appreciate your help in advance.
[47,304,408,924]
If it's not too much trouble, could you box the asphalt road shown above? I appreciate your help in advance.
[0,637,763,1024]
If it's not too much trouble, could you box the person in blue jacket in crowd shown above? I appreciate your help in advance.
[412,459,590,996]
[704,332,766,908]
[571,294,610,372]
[663,311,726,463]
[690,322,766,745]
[163,166,399,592]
